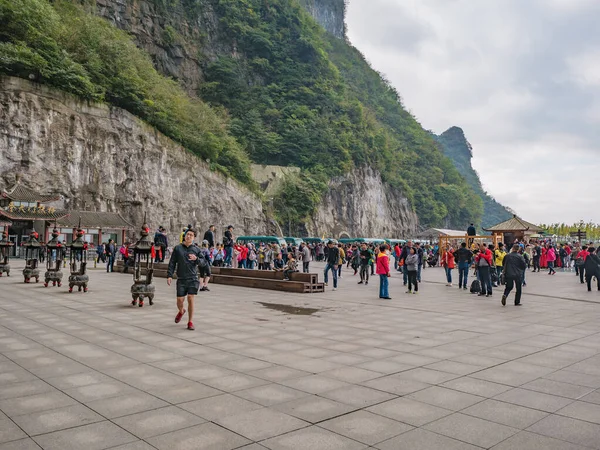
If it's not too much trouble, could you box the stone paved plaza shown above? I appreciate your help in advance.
[1,260,600,450]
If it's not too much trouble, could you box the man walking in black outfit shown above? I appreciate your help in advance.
[532,243,541,272]
[167,228,203,331]
[502,244,527,306]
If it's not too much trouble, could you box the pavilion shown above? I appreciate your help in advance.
[0,182,133,255]
[483,215,544,245]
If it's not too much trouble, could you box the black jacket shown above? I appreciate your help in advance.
[467,226,476,236]
[223,230,233,247]
[503,252,526,279]
[584,253,600,278]
[326,246,340,265]
[167,243,204,280]
[455,247,473,264]
[203,229,215,247]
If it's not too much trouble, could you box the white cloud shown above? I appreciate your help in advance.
[345,0,600,224]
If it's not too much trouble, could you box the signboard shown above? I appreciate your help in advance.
[570,231,587,239]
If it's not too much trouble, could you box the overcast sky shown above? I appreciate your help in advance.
[346,0,600,225]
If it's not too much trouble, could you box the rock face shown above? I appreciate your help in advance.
[435,126,512,229]
[297,0,346,38]
[94,0,346,96]
[310,167,419,238]
[0,76,267,243]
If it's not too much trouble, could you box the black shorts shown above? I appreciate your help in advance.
[176,279,199,297]
[199,266,211,278]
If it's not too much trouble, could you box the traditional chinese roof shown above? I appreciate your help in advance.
[483,215,544,233]
[56,211,134,230]
[416,228,469,238]
[0,207,67,221]
[1,182,60,203]
[0,219,11,227]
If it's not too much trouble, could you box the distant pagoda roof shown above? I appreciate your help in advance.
[483,215,544,233]
[1,182,61,203]
[56,211,134,230]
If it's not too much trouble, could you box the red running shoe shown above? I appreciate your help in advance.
[175,309,186,323]
[187,322,195,331]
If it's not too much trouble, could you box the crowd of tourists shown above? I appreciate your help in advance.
[94,222,600,329]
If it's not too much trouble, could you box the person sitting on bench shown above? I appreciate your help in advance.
[283,255,298,281]
[273,253,285,272]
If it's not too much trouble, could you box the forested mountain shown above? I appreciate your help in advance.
[435,127,512,229]
[0,0,485,231]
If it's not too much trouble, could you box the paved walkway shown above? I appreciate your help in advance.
[1,260,599,449]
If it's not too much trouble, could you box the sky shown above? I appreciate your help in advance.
[345,0,600,225]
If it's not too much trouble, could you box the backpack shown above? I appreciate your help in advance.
[248,249,257,261]
[470,279,481,294]
[576,257,585,267]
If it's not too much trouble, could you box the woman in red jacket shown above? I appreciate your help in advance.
[442,246,456,286]
[475,244,493,297]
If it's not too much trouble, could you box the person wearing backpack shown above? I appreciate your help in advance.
[247,243,257,270]
[501,244,527,306]
[475,244,493,297]
[455,242,473,290]
[199,240,212,291]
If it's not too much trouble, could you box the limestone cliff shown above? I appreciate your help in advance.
[297,0,346,38]
[0,76,267,242]
[310,167,419,238]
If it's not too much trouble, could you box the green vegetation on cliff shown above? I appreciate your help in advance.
[0,0,484,229]
[435,127,512,229]
[0,0,253,184]
[199,0,482,227]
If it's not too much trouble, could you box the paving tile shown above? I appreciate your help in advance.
[201,373,269,392]
[0,438,43,450]
[249,366,311,382]
[462,399,549,429]
[356,359,413,374]
[216,407,308,441]
[424,412,519,448]
[471,361,555,386]
[581,390,600,405]
[279,375,350,394]
[178,393,262,420]
[0,417,27,444]
[367,397,452,427]
[376,427,481,450]
[32,421,138,450]
[362,375,431,395]
[441,376,513,397]
[393,368,459,384]
[112,405,205,439]
[527,414,600,448]
[63,380,137,402]
[146,422,250,450]
[107,441,157,450]
[85,392,170,418]
[261,426,367,450]
[319,385,396,408]
[494,387,574,412]
[543,370,600,389]
[319,410,412,445]
[490,430,589,450]
[0,369,37,386]
[11,404,104,436]
[557,400,600,424]
[319,366,382,383]
[521,378,595,399]
[407,386,485,411]
[0,391,78,417]
[424,360,485,375]
[235,384,310,406]
[44,372,112,390]
[0,379,55,400]
[273,395,357,423]
[147,382,222,404]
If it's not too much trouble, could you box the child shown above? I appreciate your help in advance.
[376,244,391,299]
[199,240,211,291]
[283,254,298,281]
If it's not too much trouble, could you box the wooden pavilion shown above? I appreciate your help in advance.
[483,215,544,246]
